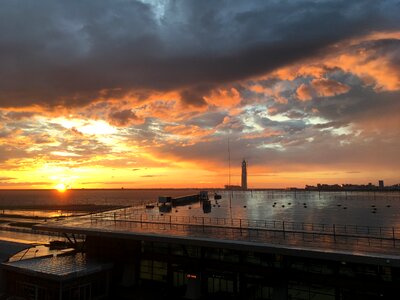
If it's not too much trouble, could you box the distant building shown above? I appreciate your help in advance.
[379,180,384,189]
[241,159,247,190]
[304,181,400,191]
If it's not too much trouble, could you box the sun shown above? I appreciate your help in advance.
[55,183,67,193]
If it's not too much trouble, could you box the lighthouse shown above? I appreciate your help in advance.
[241,159,247,190]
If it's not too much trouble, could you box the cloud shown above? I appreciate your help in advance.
[0,0,399,107]
[325,38,400,91]
[296,79,350,101]
[296,83,314,101]
[310,78,351,97]
[0,177,15,181]
[0,1,399,188]
[108,109,143,127]
[0,180,51,187]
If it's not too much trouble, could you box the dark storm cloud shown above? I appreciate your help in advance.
[314,88,400,123]
[0,0,399,107]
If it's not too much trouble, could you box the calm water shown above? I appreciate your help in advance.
[1,189,400,227]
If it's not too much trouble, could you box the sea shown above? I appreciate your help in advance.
[0,189,400,228]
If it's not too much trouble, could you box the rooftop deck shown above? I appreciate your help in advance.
[37,207,400,266]
[2,253,112,280]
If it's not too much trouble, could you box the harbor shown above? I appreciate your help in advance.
[1,190,400,299]
[0,190,398,299]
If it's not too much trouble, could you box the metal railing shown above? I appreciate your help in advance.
[89,210,400,251]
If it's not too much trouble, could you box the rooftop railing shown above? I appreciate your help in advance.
[88,209,400,254]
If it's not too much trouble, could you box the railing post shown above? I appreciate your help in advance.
[283,221,285,240]
[392,227,396,247]
[333,224,336,242]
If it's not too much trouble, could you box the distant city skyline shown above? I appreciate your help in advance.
[0,1,399,189]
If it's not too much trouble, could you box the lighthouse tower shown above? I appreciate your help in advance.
[241,159,247,190]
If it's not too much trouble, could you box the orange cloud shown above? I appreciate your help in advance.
[248,83,288,104]
[242,129,283,140]
[164,124,215,139]
[296,79,350,101]
[311,78,351,97]
[325,50,400,91]
[204,88,241,108]
[274,64,332,81]
[296,83,313,101]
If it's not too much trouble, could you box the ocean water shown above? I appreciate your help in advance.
[0,189,199,207]
[1,189,400,227]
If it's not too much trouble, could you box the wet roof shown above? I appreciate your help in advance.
[0,240,31,263]
[2,253,112,281]
[36,207,400,267]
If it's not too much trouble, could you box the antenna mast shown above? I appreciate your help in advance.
[228,137,231,187]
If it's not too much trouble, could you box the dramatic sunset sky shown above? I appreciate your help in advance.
[0,0,399,189]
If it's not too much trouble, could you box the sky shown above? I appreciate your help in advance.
[0,0,399,189]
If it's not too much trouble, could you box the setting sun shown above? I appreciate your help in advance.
[55,183,67,193]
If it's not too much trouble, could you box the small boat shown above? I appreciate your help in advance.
[145,204,155,209]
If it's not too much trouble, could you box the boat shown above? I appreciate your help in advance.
[145,204,155,209]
